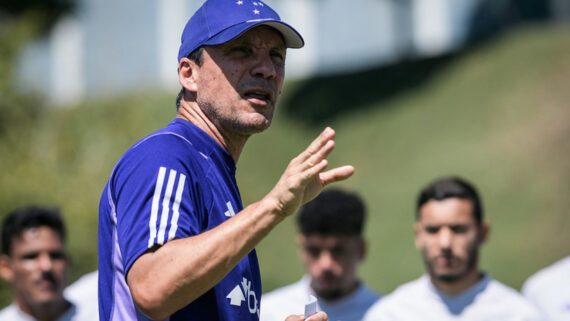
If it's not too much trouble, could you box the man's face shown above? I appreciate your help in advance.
[189,25,286,137]
[298,234,364,301]
[415,198,487,283]
[0,226,68,308]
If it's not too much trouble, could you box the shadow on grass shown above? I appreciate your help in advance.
[281,0,553,126]
[281,53,459,125]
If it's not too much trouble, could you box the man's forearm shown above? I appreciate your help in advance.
[127,197,285,320]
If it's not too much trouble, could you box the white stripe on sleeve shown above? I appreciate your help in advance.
[168,173,186,241]
[148,167,167,248]
[157,169,177,245]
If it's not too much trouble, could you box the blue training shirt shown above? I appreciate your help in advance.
[98,118,262,321]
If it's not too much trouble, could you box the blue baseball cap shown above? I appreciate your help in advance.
[178,0,304,62]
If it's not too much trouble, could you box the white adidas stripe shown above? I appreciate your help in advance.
[157,169,177,245]
[168,173,186,241]
[148,167,186,247]
[148,167,167,248]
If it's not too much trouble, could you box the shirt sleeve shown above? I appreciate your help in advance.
[110,134,210,273]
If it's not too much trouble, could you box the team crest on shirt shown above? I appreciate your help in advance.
[226,277,259,314]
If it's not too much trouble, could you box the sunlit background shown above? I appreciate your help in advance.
[1,0,569,308]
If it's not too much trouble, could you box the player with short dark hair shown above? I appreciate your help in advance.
[1,206,66,256]
[97,0,354,320]
[363,176,544,321]
[416,176,483,225]
[0,206,97,321]
[261,188,380,321]
[297,188,366,236]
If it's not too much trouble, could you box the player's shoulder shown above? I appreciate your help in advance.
[484,278,542,315]
[485,278,526,300]
[0,304,21,320]
[358,283,383,303]
[261,279,308,321]
[112,121,209,176]
[522,256,570,295]
[362,276,426,319]
[129,125,199,156]
[65,270,98,300]
[386,276,427,300]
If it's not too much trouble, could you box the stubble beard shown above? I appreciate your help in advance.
[197,99,273,137]
[423,245,479,284]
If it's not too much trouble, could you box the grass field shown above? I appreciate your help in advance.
[0,22,568,306]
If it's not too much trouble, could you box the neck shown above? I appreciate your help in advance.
[177,101,247,163]
[16,297,70,321]
[429,268,482,296]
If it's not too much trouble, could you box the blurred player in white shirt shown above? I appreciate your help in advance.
[363,176,544,321]
[261,188,380,321]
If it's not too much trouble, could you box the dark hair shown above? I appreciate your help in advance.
[176,46,205,111]
[416,176,483,224]
[297,188,366,236]
[1,206,66,255]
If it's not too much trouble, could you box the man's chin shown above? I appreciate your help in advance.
[315,288,343,301]
[430,266,469,283]
[32,293,61,306]
[233,119,272,136]
[433,273,463,283]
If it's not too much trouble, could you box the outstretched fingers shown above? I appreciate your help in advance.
[297,127,335,165]
[319,165,355,186]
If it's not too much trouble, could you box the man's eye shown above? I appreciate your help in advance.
[425,227,439,234]
[229,46,251,56]
[271,51,284,63]
[306,248,320,258]
[22,253,39,260]
[451,226,468,234]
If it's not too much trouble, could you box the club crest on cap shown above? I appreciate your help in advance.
[178,0,304,62]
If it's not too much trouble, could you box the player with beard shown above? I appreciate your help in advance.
[261,188,380,321]
[363,176,544,321]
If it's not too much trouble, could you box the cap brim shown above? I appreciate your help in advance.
[204,20,304,49]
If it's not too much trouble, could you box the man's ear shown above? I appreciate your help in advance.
[478,221,490,245]
[413,222,422,250]
[178,57,199,93]
[0,255,14,282]
[358,238,367,261]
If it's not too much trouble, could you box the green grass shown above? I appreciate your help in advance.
[0,22,569,307]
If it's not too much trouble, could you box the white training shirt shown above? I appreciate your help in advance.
[261,275,381,321]
[0,270,99,321]
[363,274,545,321]
[522,256,570,321]
[0,303,76,321]
[64,270,99,321]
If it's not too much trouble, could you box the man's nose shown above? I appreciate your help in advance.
[251,53,277,79]
[438,228,452,250]
[38,253,54,271]
[317,251,335,270]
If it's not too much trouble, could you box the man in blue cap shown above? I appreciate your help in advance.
[97,1,354,320]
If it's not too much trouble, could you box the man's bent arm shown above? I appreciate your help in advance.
[127,128,353,320]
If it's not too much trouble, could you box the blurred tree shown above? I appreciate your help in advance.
[467,0,551,45]
[0,0,75,137]
[0,0,74,34]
